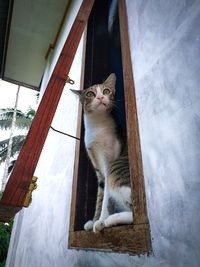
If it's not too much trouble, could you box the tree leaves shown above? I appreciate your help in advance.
[0,108,33,130]
[0,135,26,163]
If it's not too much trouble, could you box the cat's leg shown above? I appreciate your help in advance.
[93,180,109,233]
[85,147,113,233]
[90,151,111,233]
[93,175,104,221]
[84,171,104,231]
[84,148,104,231]
[104,211,133,228]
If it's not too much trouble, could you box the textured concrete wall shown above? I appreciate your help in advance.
[6,1,200,267]
[127,0,200,266]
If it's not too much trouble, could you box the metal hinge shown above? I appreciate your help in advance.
[23,176,38,207]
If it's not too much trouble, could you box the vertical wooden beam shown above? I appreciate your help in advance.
[0,0,94,213]
[118,0,148,224]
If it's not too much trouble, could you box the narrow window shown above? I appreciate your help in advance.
[69,0,151,254]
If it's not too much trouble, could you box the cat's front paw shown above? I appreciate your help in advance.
[104,214,118,228]
[84,220,94,231]
[93,220,105,233]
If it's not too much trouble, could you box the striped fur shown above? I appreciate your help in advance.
[109,148,130,189]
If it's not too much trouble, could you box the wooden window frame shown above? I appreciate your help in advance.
[69,0,151,255]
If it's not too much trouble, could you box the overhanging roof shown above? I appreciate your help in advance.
[0,0,10,77]
[0,0,70,90]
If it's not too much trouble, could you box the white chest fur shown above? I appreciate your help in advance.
[84,113,121,165]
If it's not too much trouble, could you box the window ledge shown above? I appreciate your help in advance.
[69,224,151,255]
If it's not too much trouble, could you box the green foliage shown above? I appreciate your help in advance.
[0,135,26,163]
[0,108,24,119]
[0,191,13,265]
[0,108,33,130]
[25,107,36,119]
[0,106,36,163]
[0,219,13,266]
[0,261,6,267]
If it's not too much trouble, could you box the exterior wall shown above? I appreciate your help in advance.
[127,1,200,266]
[6,1,200,267]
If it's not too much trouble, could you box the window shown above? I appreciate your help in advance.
[69,0,151,254]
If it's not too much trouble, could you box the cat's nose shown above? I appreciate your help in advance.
[97,96,104,101]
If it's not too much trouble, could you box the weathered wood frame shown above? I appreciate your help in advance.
[69,0,151,254]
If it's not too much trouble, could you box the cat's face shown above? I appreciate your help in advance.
[71,73,116,114]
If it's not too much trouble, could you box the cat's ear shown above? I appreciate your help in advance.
[70,89,83,98]
[103,73,116,89]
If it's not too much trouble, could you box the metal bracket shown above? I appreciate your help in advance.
[23,176,38,207]
[66,76,75,85]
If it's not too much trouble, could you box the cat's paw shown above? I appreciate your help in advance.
[104,214,118,228]
[93,220,105,233]
[84,220,94,231]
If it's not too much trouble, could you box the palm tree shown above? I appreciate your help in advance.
[0,108,35,130]
[0,86,35,191]
[0,135,27,163]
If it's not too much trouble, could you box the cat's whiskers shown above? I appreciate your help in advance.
[114,99,125,103]
[111,101,120,111]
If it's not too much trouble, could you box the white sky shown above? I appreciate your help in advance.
[0,80,38,112]
[0,79,39,186]
[0,79,38,140]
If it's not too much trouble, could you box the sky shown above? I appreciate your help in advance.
[0,80,38,112]
[0,79,39,186]
[0,79,38,140]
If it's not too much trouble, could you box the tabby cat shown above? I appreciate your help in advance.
[71,73,133,233]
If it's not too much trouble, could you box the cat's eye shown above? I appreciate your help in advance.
[86,91,95,97]
[103,88,110,95]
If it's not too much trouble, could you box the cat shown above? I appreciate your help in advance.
[71,73,133,233]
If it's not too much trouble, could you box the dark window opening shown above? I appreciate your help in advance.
[74,0,127,231]
[69,0,151,255]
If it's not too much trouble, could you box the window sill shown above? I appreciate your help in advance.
[69,223,151,254]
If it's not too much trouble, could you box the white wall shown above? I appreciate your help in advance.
[127,0,200,266]
[6,0,200,267]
